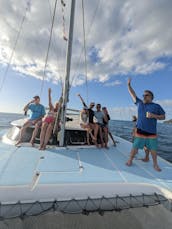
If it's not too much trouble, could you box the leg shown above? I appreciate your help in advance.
[103,127,109,148]
[150,150,161,171]
[86,131,90,145]
[109,132,116,146]
[126,148,138,166]
[42,124,53,150]
[30,122,41,146]
[16,120,32,145]
[89,123,99,147]
[99,126,104,147]
[80,124,91,145]
[90,123,98,140]
[88,129,96,141]
[142,146,150,162]
[39,122,48,149]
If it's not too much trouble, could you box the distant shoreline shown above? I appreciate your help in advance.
[164,119,172,124]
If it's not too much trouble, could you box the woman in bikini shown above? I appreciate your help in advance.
[39,88,60,150]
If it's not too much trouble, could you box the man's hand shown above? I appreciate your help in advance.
[77,93,81,97]
[30,99,35,103]
[146,112,156,119]
[146,112,165,120]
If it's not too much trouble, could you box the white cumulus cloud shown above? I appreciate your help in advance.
[0,0,172,88]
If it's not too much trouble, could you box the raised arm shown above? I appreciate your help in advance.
[77,94,87,107]
[127,78,137,103]
[23,100,35,112]
[48,88,54,110]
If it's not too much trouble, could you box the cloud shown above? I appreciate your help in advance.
[0,0,172,88]
[105,80,122,87]
[155,99,172,107]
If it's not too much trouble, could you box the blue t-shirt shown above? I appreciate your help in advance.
[135,97,165,134]
[28,103,46,120]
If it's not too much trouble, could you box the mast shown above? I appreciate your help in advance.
[59,0,76,146]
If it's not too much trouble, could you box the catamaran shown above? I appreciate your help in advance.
[0,0,172,223]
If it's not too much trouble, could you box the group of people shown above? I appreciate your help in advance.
[78,94,116,148]
[16,78,166,172]
[16,88,61,150]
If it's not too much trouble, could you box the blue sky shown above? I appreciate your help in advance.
[0,0,172,120]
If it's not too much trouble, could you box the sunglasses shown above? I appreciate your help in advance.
[143,94,151,97]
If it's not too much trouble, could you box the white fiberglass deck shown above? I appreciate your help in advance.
[0,136,172,203]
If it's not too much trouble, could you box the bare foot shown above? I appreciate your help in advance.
[93,139,98,147]
[30,141,35,147]
[42,145,46,150]
[154,165,161,172]
[39,145,43,150]
[92,136,96,141]
[101,143,104,148]
[142,158,149,162]
[126,160,132,166]
[15,141,21,146]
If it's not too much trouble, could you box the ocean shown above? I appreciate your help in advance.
[0,112,172,162]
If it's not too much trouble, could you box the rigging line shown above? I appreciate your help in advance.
[61,0,68,41]
[40,0,58,97]
[81,0,89,104]
[47,0,64,91]
[70,0,101,88]
[0,1,31,93]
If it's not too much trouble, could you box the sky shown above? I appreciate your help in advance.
[0,0,172,120]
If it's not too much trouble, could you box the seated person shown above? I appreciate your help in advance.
[102,107,116,146]
[16,95,45,145]
[77,94,99,145]
[80,107,96,145]
[94,104,108,148]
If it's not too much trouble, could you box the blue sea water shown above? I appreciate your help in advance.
[0,112,172,162]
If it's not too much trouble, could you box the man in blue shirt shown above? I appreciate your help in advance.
[126,78,165,171]
[16,95,45,145]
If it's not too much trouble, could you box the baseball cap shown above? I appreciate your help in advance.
[33,95,40,100]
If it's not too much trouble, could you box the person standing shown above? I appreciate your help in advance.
[131,115,149,161]
[126,78,165,171]
[102,107,116,146]
[94,104,108,148]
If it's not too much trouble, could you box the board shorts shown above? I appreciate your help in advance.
[133,131,157,151]
[97,123,106,128]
